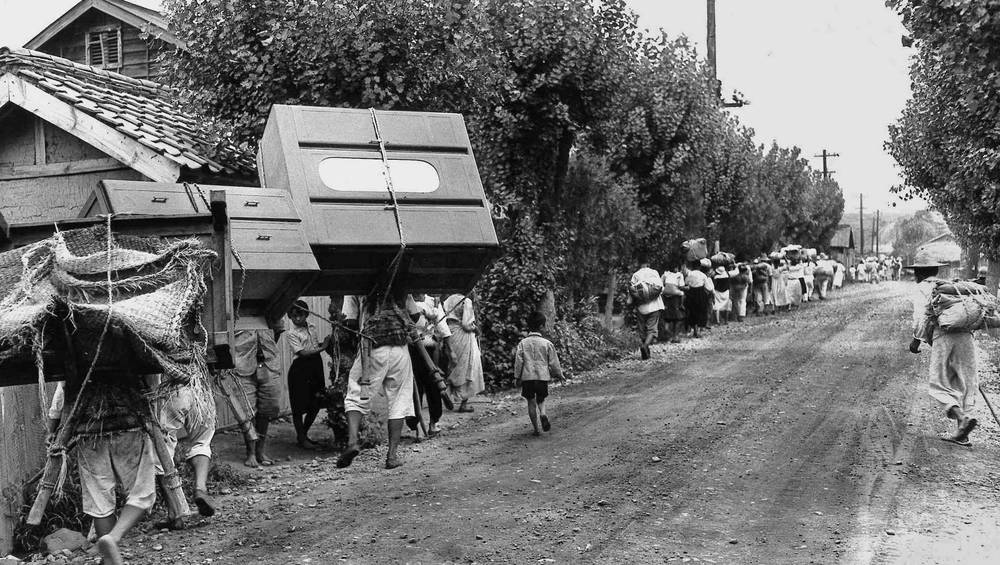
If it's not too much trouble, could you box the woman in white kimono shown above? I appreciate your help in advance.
[444,293,485,412]
[786,260,805,307]
[770,258,790,312]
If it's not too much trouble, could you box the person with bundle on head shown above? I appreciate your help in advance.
[682,258,711,338]
[514,311,564,436]
[629,260,664,359]
[751,258,774,316]
[730,262,751,322]
[660,263,686,343]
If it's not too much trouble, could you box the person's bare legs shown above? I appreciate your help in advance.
[336,411,362,468]
[243,435,259,468]
[385,418,404,469]
[190,455,215,517]
[538,400,550,432]
[96,505,144,565]
[527,398,540,436]
[254,415,273,465]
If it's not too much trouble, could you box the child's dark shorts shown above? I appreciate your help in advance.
[520,380,549,401]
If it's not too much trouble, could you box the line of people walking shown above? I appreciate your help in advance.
[630,247,850,356]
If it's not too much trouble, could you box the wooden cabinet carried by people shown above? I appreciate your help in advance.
[257,104,500,296]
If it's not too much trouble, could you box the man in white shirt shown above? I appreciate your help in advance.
[630,261,664,360]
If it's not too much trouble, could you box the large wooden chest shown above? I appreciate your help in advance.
[257,105,499,295]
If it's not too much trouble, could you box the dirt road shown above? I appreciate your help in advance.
[125,282,1000,564]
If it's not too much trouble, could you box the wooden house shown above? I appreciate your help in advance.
[0,46,326,553]
[914,232,962,279]
[23,0,180,82]
[828,224,856,267]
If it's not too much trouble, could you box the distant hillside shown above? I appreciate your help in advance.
[838,209,914,255]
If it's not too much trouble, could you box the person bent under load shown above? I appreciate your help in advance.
[337,290,417,470]
[48,380,156,565]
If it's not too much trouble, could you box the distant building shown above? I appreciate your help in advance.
[23,0,181,81]
[914,232,962,279]
[828,224,855,266]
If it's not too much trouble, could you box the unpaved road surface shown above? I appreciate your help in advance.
[121,282,1000,564]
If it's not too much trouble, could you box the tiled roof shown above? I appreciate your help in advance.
[0,46,255,178]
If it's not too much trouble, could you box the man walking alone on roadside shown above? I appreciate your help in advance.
[907,253,979,445]
[630,260,664,360]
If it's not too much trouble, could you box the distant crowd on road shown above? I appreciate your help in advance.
[628,242,906,359]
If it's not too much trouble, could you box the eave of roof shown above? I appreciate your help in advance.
[0,46,255,180]
[23,0,185,52]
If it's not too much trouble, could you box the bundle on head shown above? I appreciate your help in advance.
[682,238,709,262]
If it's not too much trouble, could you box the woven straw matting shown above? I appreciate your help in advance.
[0,225,217,383]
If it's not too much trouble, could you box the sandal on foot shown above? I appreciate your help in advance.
[385,458,403,470]
[457,405,475,413]
[337,446,360,468]
[541,415,551,432]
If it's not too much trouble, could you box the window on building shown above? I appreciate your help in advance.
[85,27,122,69]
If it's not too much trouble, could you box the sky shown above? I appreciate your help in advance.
[626,0,922,214]
[0,0,922,214]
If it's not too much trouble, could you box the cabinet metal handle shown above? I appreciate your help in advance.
[152,197,168,203]
[244,201,259,207]
[256,234,271,241]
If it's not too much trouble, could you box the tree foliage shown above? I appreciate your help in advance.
[886,0,1000,258]
[891,209,950,263]
[163,0,844,383]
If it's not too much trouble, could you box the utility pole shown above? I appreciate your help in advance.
[858,194,864,260]
[814,149,840,180]
[706,0,747,108]
[707,0,719,99]
[871,215,878,256]
[875,210,880,256]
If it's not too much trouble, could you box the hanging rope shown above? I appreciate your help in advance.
[43,213,118,496]
[369,108,406,309]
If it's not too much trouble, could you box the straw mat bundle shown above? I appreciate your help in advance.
[0,224,217,384]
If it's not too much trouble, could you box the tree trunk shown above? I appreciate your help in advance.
[604,272,616,330]
[539,290,556,332]
[541,128,575,225]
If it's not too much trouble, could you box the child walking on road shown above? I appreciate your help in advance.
[514,312,564,436]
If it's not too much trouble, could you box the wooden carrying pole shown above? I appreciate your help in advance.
[214,371,259,444]
[144,419,187,521]
[27,320,81,525]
